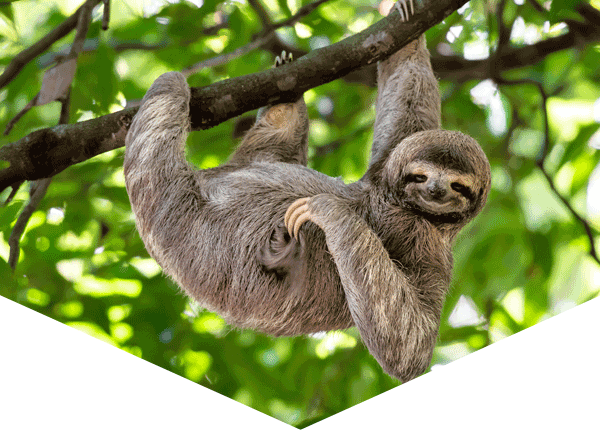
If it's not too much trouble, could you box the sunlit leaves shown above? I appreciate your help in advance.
[73,276,142,298]
[1,0,599,427]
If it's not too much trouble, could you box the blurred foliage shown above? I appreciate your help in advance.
[1,0,600,427]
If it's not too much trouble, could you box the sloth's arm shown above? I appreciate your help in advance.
[285,194,445,382]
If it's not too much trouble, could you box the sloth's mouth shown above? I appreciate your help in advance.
[416,194,457,214]
[405,198,465,224]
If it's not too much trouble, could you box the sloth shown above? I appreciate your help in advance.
[124,0,491,382]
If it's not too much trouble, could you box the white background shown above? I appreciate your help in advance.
[1,295,598,429]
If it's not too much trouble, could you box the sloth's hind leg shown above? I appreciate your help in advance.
[227,51,309,167]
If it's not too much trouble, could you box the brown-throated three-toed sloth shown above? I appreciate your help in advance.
[124,1,491,382]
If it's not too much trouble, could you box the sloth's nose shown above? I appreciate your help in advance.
[427,182,447,198]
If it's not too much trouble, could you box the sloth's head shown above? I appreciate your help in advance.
[380,130,491,226]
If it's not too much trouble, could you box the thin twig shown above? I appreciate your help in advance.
[312,124,372,159]
[59,88,72,124]
[0,0,101,90]
[3,181,24,206]
[8,88,73,272]
[0,0,476,193]
[8,0,89,271]
[4,0,93,136]
[502,107,521,159]
[496,76,600,266]
[433,19,600,82]
[8,178,52,270]
[272,0,331,30]
[183,0,332,76]
[40,17,228,68]
[34,0,600,85]
[69,0,95,58]
[102,0,110,31]
[538,168,599,265]
[496,0,510,49]
[497,77,550,161]
[248,0,272,29]
[4,95,38,136]
[183,34,273,77]
[526,0,547,14]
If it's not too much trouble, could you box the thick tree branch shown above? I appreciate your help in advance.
[0,109,134,194]
[0,0,467,194]
[187,0,467,129]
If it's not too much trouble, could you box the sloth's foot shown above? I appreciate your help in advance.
[395,0,415,22]
[274,50,293,68]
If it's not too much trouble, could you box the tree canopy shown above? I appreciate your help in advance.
[0,0,599,427]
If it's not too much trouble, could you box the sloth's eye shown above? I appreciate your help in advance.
[408,174,427,183]
[451,182,471,197]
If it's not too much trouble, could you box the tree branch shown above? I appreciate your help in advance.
[274,0,331,29]
[496,76,600,266]
[247,0,272,29]
[431,20,600,82]
[102,0,110,31]
[0,108,133,194]
[184,0,332,78]
[8,177,52,269]
[7,0,94,270]
[0,0,102,90]
[538,167,599,266]
[0,0,468,194]
[183,34,275,78]
[34,0,600,87]
[187,0,466,128]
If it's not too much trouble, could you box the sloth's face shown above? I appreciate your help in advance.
[402,161,476,219]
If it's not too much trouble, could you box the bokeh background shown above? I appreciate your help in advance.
[1,0,599,427]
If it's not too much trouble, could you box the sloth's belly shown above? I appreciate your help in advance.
[170,163,356,335]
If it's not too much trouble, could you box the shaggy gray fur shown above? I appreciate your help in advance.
[124,26,491,381]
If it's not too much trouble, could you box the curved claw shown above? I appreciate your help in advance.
[284,197,311,238]
[395,0,415,22]
[274,50,293,68]
[292,210,311,238]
